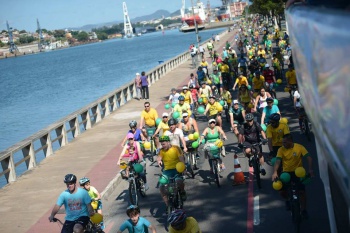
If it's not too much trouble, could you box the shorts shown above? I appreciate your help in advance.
[161,169,183,185]
[61,216,90,233]
[281,172,305,191]
[242,141,261,154]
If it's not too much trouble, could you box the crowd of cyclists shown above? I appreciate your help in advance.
[50,16,315,233]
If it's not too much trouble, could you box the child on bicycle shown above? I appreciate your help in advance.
[79,177,105,229]
[117,205,157,233]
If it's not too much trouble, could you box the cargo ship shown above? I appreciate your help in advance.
[179,0,207,32]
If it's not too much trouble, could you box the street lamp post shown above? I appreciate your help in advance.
[191,0,200,48]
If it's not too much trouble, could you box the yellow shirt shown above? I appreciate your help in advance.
[220,64,229,73]
[234,76,248,87]
[207,101,222,116]
[285,70,297,85]
[181,91,192,105]
[277,143,308,172]
[221,90,231,101]
[273,58,281,70]
[173,103,192,118]
[252,75,265,90]
[87,186,98,199]
[157,121,169,136]
[141,108,158,127]
[239,90,250,103]
[266,123,290,147]
[159,145,183,170]
[169,217,202,233]
[200,61,208,67]
[257,49,266,58]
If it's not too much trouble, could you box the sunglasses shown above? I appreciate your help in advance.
[163,116,168,118]
[247,119,253,122]
[183,115,188,118]
[128,138,134,140]
[267,102,273,104]
[144,105,150,108]
[209,122,216,124]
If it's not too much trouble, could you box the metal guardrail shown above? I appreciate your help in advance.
[0,50,191,185]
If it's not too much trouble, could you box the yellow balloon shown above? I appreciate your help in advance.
[207,79,212,85]
[91,201,98,210]
[272,180,283,190]
[193,132,199,139]
[280,118,288,124]
[277,79,282,84]
[215,139,223,148]
[144,141,151,149]
[227,99,232,104]
[119,161,128,170]
[90,213,103,224]
[203,98,208,104]
[295,167,306,178]
[176,162,186,173]
[217,104,223,112]
[188,134,194,140]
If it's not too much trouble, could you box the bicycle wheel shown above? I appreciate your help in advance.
[186,153,195,179]
[253,157,262,189]
[137,178,146,197]
[176,189,184,209]
[212,160,220,188]
[128,181,138,205]
[303,118,311,141]
[148,139,154,162]
[291,200,301,233]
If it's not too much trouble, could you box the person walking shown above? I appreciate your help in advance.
[140,71,150,100]
[135,73,142,100]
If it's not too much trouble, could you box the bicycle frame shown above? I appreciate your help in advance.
[165,175,184,213]
[287,181,302,233]
[243,142,263,189]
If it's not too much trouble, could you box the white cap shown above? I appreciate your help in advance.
[136,73,140,75]
[182,112,189,117]
[209,119,216,124]
[162,112,169,117]
[233,100,239,104]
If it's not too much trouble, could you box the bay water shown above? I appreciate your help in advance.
[0,28,224,185]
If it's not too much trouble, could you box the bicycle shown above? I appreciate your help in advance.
[184,140,199,179]
[120,161,146,205]
[204,143,224,188]
[162,174,184,214]
[266,82,277,99]
[298,108,312,141]
[52,216,104,233]
[288,84,297,101]
[222,99,230,123]
[143,127,156,162]
[242,141,265,189]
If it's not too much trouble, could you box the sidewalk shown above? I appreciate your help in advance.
[0,29,236,233]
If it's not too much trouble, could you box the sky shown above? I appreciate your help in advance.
[0,0,223,32]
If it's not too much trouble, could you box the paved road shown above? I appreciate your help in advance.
[100,38,331,232]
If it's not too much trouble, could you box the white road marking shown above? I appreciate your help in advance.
[254,195,260,225]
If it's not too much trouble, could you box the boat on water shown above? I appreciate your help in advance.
[217,3,231,21]
[180,0,206,33]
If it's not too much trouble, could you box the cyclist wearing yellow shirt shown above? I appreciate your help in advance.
[203,95,223,127]
[232,72,249,90]
[252,71,265,93]
[140,102,159,138]
[285,64,297,87]
[168,209,202,233]
[157,136,186,212]
[153,112,170,149]
[272,134,313,219]
[257,46,266,58]
[180,86,193,106]
[173,96,192,118]
[266,113,290,159]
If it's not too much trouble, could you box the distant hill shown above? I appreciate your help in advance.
[67,9,175,31]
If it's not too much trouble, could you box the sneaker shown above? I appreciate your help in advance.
[220,163,226,170]
[301,210,309,220]
[144,183,149,191]
[285,201,291,211]
[180,191,187,201]
[260,168,266,176]
[195,154,200,160]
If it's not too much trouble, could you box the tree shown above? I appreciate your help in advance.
[0,40,4,47]
[97,32,108,40]
[77,31,89,41]
[53,30,66,38]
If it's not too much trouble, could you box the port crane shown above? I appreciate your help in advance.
[37,18,45,50]
[6,21,19,54]
[123,2,133,38]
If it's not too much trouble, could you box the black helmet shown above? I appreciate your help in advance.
[178,95,185,101]
[245,113,254,121]
[168,118,176,126]
[266,97,274,103]
[269,113,281,122]
[129,120,137,128]
[64,174,77,183]
[168,209,187,226]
